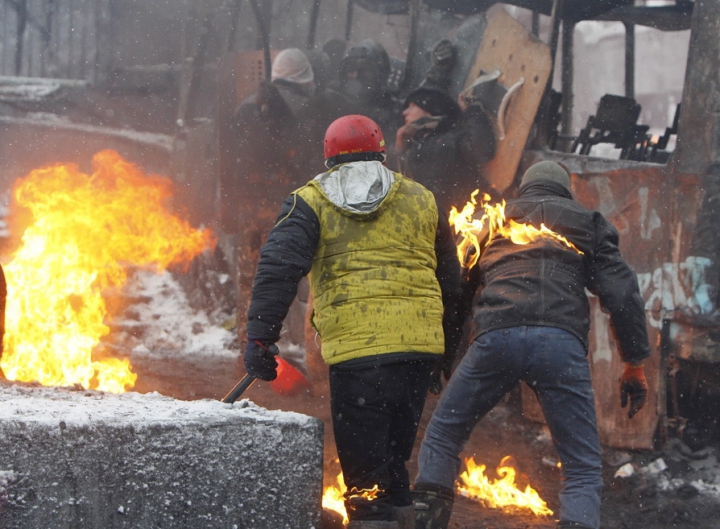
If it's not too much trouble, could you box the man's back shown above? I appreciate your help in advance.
[473,178,650,364]
[295,162,446,364]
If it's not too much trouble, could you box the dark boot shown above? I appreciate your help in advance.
[412,483,454,529]
[394,505,415,529]
[347,520,400,529]
[557,522,594,529]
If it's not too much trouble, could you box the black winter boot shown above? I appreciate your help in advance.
[557,522,594,529]
[412,483,454,529]
[394,504,415,529]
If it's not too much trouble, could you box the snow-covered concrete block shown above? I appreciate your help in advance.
[0,384,323,528]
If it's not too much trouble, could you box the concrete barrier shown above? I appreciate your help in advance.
[0,383,323,528]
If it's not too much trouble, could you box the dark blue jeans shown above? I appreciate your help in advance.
[415,326,603,529]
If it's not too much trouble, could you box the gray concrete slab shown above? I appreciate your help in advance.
[0,383,323,528]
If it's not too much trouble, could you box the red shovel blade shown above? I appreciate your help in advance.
[270,357,310,396]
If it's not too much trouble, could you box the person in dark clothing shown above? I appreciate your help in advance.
[230,48,327,343]
[329,40,403,163]
[395,39,498,212]
[412,161,652,529]
[242,115,463,529]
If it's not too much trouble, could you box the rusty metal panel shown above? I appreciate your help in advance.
[575,166,672,449]
[520,163,683,449]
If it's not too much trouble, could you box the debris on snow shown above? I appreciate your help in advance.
[614,463,635,478]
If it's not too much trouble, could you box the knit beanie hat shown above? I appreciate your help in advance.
[271,48,314,86]
[520,161,571,189]
[404,86,461,124]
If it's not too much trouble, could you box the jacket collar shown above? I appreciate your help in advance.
[518,179,573,200]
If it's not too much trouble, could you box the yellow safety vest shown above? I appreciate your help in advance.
[296,172,445,365]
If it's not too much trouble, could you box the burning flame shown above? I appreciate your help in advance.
[322,470,382,527]
[457,456,553,517]
[449,190,583,268]
[0,150,214,393]
[323,471,349,525]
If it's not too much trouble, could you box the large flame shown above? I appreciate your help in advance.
[457,456,553,517]
[449,190,583,268]
[0,150,214,392]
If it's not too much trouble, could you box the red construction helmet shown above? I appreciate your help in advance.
[323,114,387,168]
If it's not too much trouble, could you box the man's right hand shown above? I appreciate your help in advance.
[243,340,279,381]
[620,362,648,419]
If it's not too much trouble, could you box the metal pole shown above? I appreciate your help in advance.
[344,0,354,42]
[535,0,563,149]
[400,0,422,94]
[560,18,574,147]
[307,0,322,49]
[249,0,272,80]
[624,22,635,100]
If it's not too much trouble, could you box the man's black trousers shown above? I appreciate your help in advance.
[329,358,434,521]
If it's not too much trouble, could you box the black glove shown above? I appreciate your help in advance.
[243,340,280,381]
[431,39,457,70]
[429,353,453,395]
[620,363,648,419]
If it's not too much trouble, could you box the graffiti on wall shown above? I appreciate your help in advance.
[592,255,714,364]
[586,180,714,360]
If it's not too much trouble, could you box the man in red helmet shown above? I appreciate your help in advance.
[241,114,463,529]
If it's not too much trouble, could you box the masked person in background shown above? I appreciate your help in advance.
[412,161,651,529]
[230,48,325,349]
[396,39,498,212]
[241,115,463,529]
[330,40,403,165]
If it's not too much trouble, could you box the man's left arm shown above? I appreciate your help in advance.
[588,213,651,418]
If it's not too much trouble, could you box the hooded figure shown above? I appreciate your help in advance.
[242,115,463,529]
[229,48,327,349]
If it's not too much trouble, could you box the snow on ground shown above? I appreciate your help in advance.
[112,268,237,359]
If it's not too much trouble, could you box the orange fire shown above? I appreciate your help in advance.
[322,471,382,527]
[449,190,583,268]
[322,471,348,525]
[0,150,214,393]
[457,456,553,517]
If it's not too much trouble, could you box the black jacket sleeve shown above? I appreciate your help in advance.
[457,104,497,169]
[587,212,652,363]
[246,194,320,342]
[434,202,463,358]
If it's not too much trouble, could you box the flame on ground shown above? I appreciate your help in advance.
[457,456,554,517]
[323,471,349,526]
[322,471,382,527]
[449,190,583,268]
[0,150,214,393]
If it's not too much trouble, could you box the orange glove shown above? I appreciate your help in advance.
[620,363,648,419]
